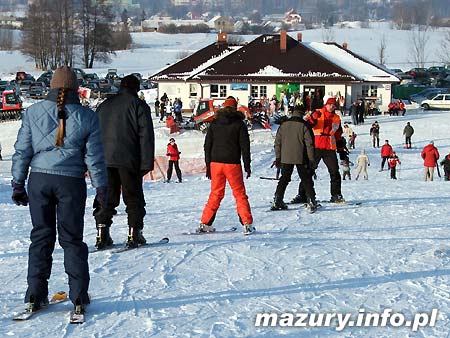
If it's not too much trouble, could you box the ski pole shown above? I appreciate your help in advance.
[436,160,441,178]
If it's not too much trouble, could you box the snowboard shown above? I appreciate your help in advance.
[13,291,68,321]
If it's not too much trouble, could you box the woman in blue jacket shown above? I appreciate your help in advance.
[11,66,107,316]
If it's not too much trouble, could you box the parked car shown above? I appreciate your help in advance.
[27,82,48,99]
[410,88,450,104]
[19,79,33,95]
[407,68,429,78]
[421,94,450,110]
[85,73,99,81]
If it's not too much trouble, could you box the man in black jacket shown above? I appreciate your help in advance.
[95,75,155,248]
[198,96,254,234]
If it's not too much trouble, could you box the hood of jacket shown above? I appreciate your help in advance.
[214,106,245,125]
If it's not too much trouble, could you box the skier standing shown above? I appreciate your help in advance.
[355,149,370,180]
[421,141,440,181]
[11,66,107,314]
[380,140,393,171]
[388,152,401,179]
[403,122,414,149]
[370,121,380,148]
[198,96,254,234]
[297,97,346,203]
[95,75,155,249]
[166,137,182,183]
[440,151,450,181]
[271,107,317,212]
[0,140,2,160]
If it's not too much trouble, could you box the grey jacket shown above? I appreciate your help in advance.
[12,89,107,187]
[274,112,315,164]
[403,124,414,137]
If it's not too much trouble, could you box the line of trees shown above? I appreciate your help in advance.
[21,0,131,70]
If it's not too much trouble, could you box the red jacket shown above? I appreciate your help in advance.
[421,144,439,167]
[166,143,180,161]
[380,144,393,157]
[306,107,343,151]
[388,156,401,168]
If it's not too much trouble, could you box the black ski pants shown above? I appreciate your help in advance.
[27,172,89,306]
[275,163,316,202]
[381,156,389,170]
[405,136,412,148]
[94,167,146,230]
[167,160,182,182]
[299,149,342,199]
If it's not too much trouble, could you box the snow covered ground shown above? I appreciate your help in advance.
[0,23,449,337]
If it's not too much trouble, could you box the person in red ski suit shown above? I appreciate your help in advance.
[421,141,440,181]
[166,138,182,183]
[388,152,401,179]
[380,140,393,171]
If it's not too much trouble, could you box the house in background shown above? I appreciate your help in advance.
[149,31,400,112]
[207,15,234,32]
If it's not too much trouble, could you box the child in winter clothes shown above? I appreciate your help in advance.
[440,151,450,181]
[166,138,182,183]
[388,152,401,179]
[340,159,354,180]
[355,149,370,180]
[349,132,357,149]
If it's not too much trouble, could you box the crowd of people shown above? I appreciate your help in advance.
[6,67,450,319]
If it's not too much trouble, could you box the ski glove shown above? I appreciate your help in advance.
[309,160,318,171]
[271,158,281,169]
[245,167,251,179]
[338,150,349,161]
[206,164,211,179]
[11,181,28,206]
[94,186,108,209]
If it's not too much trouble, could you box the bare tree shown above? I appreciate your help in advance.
[439,28,450,64]
[378,33,387,66]
[321,27,335,42]
[408,26,429,68]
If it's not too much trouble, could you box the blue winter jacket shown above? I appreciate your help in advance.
[12,89,107,188]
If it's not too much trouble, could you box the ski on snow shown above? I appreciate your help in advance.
[182,226,238,235]
[13,291,68,321]
[112,237,170,254]
[69,307,85,324]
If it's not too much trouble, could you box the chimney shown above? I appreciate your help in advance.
[342,42,348,50]
[297,32,302,42]
[218,32,227,43]
[280,30,287,53]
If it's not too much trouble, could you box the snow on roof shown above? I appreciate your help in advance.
[304,42,399,82]
[243,65,349,78]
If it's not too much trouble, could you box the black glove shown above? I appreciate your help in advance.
[338,150,349,161]
[368,163,370,166]
[94,186,108,209]
[206,163,211,179]
[271,158,281,168]
[245,168,251,179]
[11,181,28,206]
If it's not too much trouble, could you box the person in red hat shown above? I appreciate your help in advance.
[198,96,254,234]
[296,97,346,203]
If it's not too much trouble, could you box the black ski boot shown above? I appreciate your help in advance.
[290,194,307,204]
[306,199,321,214]
[26,295,49,312]
[330,195,345,203]
[270,196,288,211]
[95,224,113,250]
[126,227,147,248]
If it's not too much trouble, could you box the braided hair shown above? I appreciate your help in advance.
[55,88,67,147]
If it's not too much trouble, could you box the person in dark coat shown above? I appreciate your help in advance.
[370,121,380,148]
[403,122,414,149]
[166,137,182,183]
[356,100,365,124]
[271,107,317,212]
[11,66,107,314]
[198,96,254,234]
[350,101,358,125]
[95,74,155,248]
[440,151,450,181]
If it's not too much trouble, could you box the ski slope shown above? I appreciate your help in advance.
[0,23,450,337]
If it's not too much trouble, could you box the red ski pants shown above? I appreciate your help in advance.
[201,162,253,225]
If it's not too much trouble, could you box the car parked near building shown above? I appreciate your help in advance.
[421,94,450,110]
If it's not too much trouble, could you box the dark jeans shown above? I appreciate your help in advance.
[167,160,182,181]
[405,136,412,148]
[299,149,342,198]
[94,167,146,229]
[381,157,389,170]
[275,163,316,202]
[390,167,397,179]
[27,172,89,305]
